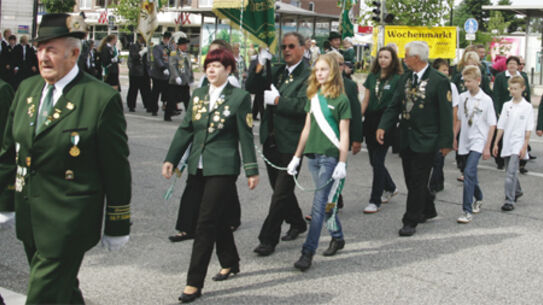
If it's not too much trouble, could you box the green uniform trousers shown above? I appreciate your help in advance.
[24,242,85,305]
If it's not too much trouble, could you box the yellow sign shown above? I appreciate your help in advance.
[372,26,457,59]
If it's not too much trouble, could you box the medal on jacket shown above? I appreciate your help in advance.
[213,111,220,122]
[27,104,35,118]
[208,122,215,133]
[69,132,80,157]
[223,106,231,117]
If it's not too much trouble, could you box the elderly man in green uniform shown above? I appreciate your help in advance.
[377,41,453,237]
[0,13,131,304]
[246,32,309,256]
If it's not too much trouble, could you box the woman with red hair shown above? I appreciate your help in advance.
[162,48,259,303]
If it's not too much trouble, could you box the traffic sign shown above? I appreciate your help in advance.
[466,33,476,41]
[464,18,478,34]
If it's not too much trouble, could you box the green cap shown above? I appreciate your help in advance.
[35,13,87,43]
[328,31,341,41]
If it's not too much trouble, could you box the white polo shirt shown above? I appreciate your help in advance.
[457,89,496,155]
[497,98,534,159]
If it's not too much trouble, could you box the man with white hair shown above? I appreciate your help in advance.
[377,41,453,237]
[0,13,131,303]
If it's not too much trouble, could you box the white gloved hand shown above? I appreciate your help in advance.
[138,49,147,57]
[163,69,170,76]
[175,77,182,85]
[332,162,347,180]
[101,235,130,251]
[287,156,301,176]
[0,212,15,230]
[111,57,118,63]
[258,48,273,66]
[264,84,280,106]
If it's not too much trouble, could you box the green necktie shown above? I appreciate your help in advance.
[37,84,55,133]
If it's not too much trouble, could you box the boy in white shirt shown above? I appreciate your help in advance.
[493,75,534,211]
[455,66,496,223]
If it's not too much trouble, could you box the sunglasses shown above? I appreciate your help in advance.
[281,44,297,50]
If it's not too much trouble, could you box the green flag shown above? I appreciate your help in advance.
[338,0,354,39]
[213,0,277,54]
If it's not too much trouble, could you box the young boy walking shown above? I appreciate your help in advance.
[493,75,533,212]
[455,66,496,223]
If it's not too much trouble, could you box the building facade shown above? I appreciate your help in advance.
[0,0,35,39]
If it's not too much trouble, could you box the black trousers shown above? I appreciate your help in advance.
[179,84,191,110]
[400,148,436,227]
[257,138,306,246]
[186,173,239,289]
[127,75,151,110]
[491,131,504,167]
[150,78,168,113]
[175,174,241,234]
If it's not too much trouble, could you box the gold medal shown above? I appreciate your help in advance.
[53,112,60,119]
[419,104,424,109]
[26,157,31,167]
[28,105,35,117]
[66,102,74,110]
[27,97,33,104]
[208,127,215,133]
[69,146,80,157]
[195,113,201,120]
[65,169,74,180]
[213,115,220,122]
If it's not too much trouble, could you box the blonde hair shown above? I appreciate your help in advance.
[462,65,481,79]
[458,51,480,70]
[306,53,344,99]
[508,75,525,87]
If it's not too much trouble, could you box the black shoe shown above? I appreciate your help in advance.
[399,225,416,237]
[530,155,537,160]
[294,252,313,271]
[178,289,201,303]
[515,192,523,202]
[322,238,345,256]
[501,203,515,211]
[497,164,504,170]
[164,117,172,121]
[430,184,444,193]
[519,167,528,174]
[211,265,240,281]
[168,232,193,242]
[338,194,344,209]
[173,110,182,116]
[253,243,275,256]
[129,108,135,112]
[281,226,307,241]
[152,112,158,116]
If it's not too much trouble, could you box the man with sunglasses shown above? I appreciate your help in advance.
[246,32,310,256]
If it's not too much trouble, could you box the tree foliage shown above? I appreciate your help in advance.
[453,0,491,32]
[361,0,446,27]
[487,11,510,36]
[42,0,76,13]
[497,0,525,33]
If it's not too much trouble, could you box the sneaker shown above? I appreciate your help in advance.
[472,201,483,214]
[363,203,379,214]
[381,188,399,203]
[457,212,472,224]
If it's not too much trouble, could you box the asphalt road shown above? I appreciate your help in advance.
[2,74,543,305]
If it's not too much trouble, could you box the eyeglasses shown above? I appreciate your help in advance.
[281,44,297,50]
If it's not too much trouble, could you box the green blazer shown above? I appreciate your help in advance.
[378,66,453,153]
[451,64,492,96]
[164,83,258,177]
[343,76,363,144]
[492,71,531,116]
[0,71,131,258]
[537,95,543,132]
[0,80,14,210]
[245,60,311,154]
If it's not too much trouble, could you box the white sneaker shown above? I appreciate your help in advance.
[457,212,472,224]
[472,201,483,214]
[363,203,379,214]
[381,188,399,203]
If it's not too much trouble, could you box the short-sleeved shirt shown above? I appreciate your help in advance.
[497,98,534,159]
[304,93,351,159]
[457,89,496,155]
[363,72,401,113]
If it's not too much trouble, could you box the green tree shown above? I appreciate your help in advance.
[453,0,491,32]
[42,0,76,13]
[487,10,510,36]
[361,0,446,26]
[498,0,525,33]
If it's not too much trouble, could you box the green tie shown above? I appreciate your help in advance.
[37,84,55,133]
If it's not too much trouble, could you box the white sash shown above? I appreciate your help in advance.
[310,94,340,149]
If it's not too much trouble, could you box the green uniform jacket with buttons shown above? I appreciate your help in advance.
[0,80,14,210]
[164,83,258,177]
[451,64,492,96]
[0,71,131,258]
[343,76,363,144]
[492,71,531,117]
[378,66,453,153]
[245,61,311,154]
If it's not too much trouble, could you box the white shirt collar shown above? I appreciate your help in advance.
[505,70,519,77]
[414,64,429,80]
[469,89,484,100]
[287,59,303,75]
[208,80,228,110]
[52,64,79,93]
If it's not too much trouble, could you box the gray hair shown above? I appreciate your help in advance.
[405,41,429,62]
[64,37,82,60]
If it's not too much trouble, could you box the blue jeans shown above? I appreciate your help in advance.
[462,151,483,213]
[302,154,344,255]
[367,143,396,205]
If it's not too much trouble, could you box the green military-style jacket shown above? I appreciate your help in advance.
[245,60,311,154]
[451,64,492,96]
[343,76,363,144]
[378,66,453,153]
[0,71,131,258]
[492,71,531,116]
[164,83,258,177]
[537,95,543,132]
[343,48,356,64]
[0,80,14,209]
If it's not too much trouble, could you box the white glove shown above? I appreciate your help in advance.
[163,69,170,76]
[332,162,347,180]
[264,84,280,106]
[287,156,301,176]
[138,49,147,57]
[101,235,129,251]
[175,77,182,85]
[0,212,15,230]
[111,57,118,63]
[258,48,273,66]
